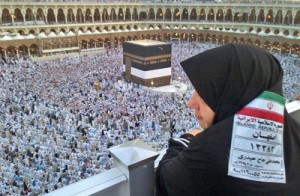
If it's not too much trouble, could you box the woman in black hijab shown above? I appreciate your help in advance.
[156,44,300,195]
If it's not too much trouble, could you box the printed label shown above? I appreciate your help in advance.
[228,92,286,183]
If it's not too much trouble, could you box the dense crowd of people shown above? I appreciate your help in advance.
[0,42,299,195]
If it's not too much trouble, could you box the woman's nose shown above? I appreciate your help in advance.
[187,97,197,110]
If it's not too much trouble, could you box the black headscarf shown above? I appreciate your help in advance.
[157,44,300,196]
[180,44,283,123]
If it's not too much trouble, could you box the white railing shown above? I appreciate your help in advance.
[47,101,299,196]
[48,139,160,196]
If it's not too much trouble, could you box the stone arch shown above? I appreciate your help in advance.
[281,43,290,54]
[133,35,139,40]
[14,8,24,22]
[293,10,300,25]
[110,8,117,21]
[18,45,28,56]
[293,31,299,37]
[206,34,212,42]
[67,8,75,23]
[94,8,100,22]
[36,8,44,22]
[47,8,56,24]
[254,39,261,47]
[249,9,256,22]
[88,39,96,48]
[207,9,214,21]
[239,37,245,44]
[266,9,273,23]
[225,9,232,21]
[25,8,34,21]
[126,25,131,30]
[164,33,171,41]
[57,8,65,24]
[198,33,204,42]
[211,34,217,43]
[18,30,25,35]
[283,29,289,36]
[173,8,180,21]
[29,29,36,35]
[284,10,292,25]
[275,10,283,24]
[263,41,271,50]
[165,8,171,21]
[257,9,265,22]
[190,33,197,41]
[132,8,138,21]
[181,33,188,41]
[232,37,238,43]
[156,8,163,20]
[96,38,104,47]
[199,9,205,20]
[216,9,223,21]
[148,8,155,20]
[127,36,133,41]
[246,38,253,45]
[217,35,224,44]
[2,8,12,23]
[118,8,124,21]
[69,28,75,33]
[182,8,188,21]
[76,8,84,23]
[104,38,111,48]
[81,39,88,49]
[120,36,125,44]
[85,8,92,22]
[190,8,197,21]
[125,8,131,21]
[291,44,299,55]
[7,46,17,57]
[139,11,147,21]
[272,42,281,52]
[234,12,242,22]
[102,8,109,22]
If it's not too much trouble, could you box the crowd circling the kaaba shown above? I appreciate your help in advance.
[0,42,299,195]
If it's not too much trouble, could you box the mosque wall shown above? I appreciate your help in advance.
[0,2,299,59]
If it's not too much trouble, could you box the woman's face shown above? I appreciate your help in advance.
[187,91,215,129]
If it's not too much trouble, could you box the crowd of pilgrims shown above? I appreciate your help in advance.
[0,42,299,195]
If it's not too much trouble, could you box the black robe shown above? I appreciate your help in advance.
[156,44,300,195]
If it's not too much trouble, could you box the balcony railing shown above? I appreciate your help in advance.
[48,100,299,196]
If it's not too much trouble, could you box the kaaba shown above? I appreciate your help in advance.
[123,40,172,87]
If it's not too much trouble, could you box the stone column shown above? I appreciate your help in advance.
[65,13,68,24]
[4,50,8,62]
[91,10,94,23]
[53,9,58,23]
[16,49,19,59]
[21,10,26,23]
[10,10,15,24]
[28,47,31,56]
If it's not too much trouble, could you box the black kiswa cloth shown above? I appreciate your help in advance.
[156,44,300,195]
